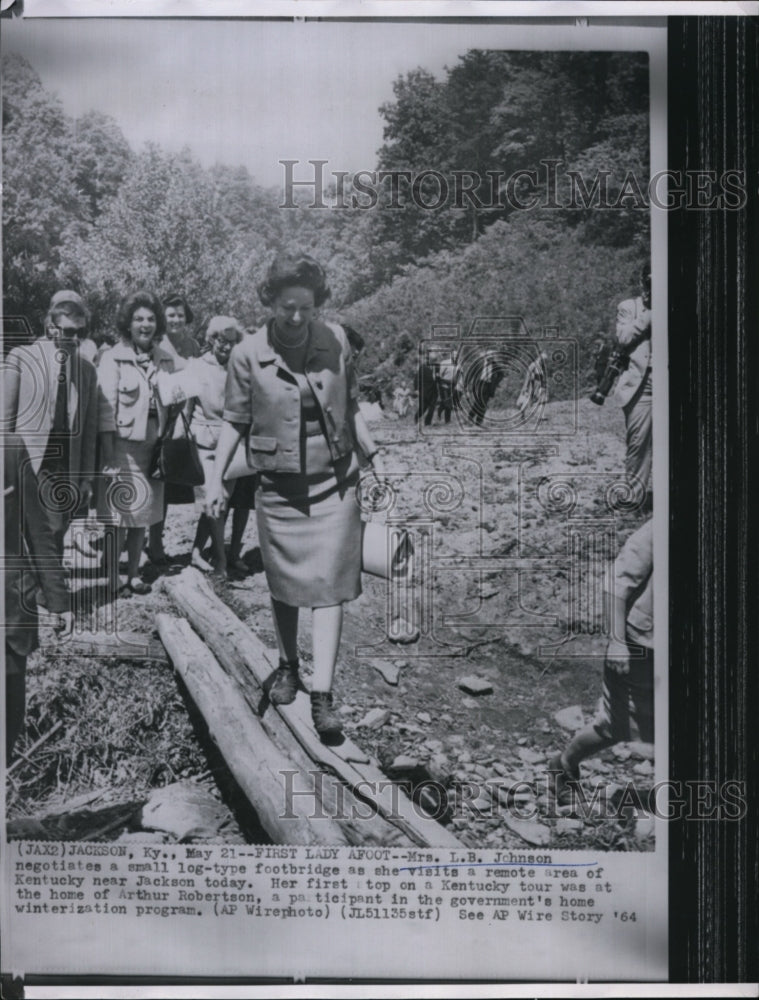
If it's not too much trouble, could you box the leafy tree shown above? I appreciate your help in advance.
[2,54,89,326]
[71,110,133,218]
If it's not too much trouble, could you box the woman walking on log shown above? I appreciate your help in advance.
[205,254,384,745]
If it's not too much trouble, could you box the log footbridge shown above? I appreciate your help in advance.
[159,568,463,848]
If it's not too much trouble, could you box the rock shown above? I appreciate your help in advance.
[458,750,473,764]
[555,817,584,835]
[416,711,432,724]
[628,741,655,761]
[461,697,479,709]
[357,707,391,730]
[116,830,166,843]
[440,713,453,724]
[427,754,452,784]
[553,705,585,731]
[633,760,654,777]
[634,814,656,840]
[612,745,632,761]
[388,754,419,772]
[491,762,509,777]
[518,747,545,766]
[458,676,494,696]
[372,661,400,686]
[501,813,552,847]
[396,722,426,736]
[469,794,493,813]
[424,739,444,753]
[141,782,232,840]
[517,737,527,745]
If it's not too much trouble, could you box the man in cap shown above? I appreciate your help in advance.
[3,289,98,561]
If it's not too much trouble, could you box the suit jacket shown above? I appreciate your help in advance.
[3,434,69,655]
[97,341,175,440]
[614,295,651,408]
[2,338,98,483]
[223,320,358,473]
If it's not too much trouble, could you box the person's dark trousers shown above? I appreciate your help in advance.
[5,645,27,758]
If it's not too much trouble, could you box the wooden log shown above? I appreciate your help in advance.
[163,568,463,847]
[156,614,349,846]
[41,630,169,663]
[159,585,410,847]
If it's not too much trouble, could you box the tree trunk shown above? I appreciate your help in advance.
[157,614,349,846]
[163,568,463,847]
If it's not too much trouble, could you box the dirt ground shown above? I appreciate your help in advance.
[7,397,655,851]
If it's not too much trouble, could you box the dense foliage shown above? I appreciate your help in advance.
[3,49,649,379]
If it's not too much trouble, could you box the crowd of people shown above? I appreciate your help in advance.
[3,254,655,806]
[3,255,388,749]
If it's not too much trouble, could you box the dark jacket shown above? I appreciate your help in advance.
[4,434,69,656]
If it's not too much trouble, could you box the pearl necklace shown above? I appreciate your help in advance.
[272,323,309,351]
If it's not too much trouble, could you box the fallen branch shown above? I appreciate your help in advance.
[8,721,63,775]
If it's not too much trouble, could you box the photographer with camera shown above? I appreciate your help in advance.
[591,265,652,501]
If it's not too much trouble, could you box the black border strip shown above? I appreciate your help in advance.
[667,14,758,984]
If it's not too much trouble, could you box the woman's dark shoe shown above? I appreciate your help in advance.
[310,691,344,745]
[269,660,300,705]
[125,577,152,596]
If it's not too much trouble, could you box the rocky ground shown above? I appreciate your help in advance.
[7,397,655,851]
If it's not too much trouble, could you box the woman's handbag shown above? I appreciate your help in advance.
[149,410,205,487]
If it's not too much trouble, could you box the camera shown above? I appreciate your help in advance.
[590,346,630,405]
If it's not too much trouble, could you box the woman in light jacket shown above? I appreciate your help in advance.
[97,291,174,595]
[185,315,256,578]
[205,254,384,745]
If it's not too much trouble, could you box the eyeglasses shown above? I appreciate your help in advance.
[50,324,87,339]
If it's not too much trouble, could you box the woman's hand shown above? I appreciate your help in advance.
[205,480,228,519]
[605,637,630,675]
[368,450,387,481]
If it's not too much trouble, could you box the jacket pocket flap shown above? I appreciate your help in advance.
[248,435,277,453]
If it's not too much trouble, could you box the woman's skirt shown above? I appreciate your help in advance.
[97,418,164,528]
[256,469,361,607]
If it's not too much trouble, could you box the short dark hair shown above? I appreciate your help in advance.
[47,301,88,332]
[162,293,194,324]
[116,291,166,341]
[258,254,331,308]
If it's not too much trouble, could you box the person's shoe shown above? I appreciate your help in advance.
[547,753,581,808]
[269,660,300,705]
[310,691,344,745]
[145,546,169,568]
[125,577,152,596]
[191,548,214,573]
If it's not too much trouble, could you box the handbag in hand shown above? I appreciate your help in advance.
[149,410,205,487]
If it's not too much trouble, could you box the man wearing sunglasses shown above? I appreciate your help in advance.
[3,290,98,561]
